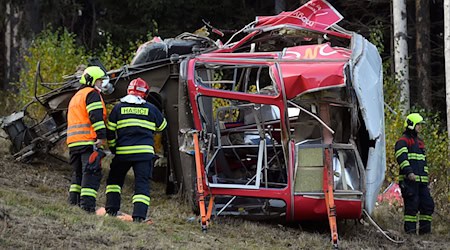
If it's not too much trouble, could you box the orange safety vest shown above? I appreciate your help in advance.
[66,87,106,147]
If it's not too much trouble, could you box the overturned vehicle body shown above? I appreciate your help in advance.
[0,0,384,245]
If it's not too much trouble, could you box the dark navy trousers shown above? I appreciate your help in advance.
[401,180,434,234]
[69,147,102,212]
[105,158,153,219]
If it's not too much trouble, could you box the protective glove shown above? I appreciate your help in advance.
[95,139,107,149]
[86,147,106,173]
[407,172,416,181]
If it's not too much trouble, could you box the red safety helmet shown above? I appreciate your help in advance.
[127,78,150,98]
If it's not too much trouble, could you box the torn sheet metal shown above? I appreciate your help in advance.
[349,34,386,214]
[178,128,197,155]
[254,0,343,31]
[280,44,350,98]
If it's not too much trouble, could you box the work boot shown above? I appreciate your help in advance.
[132,217,153,225]
[133,217,145,223]
[419,221,432,235]
[404,221,417,234]
[81,206,96,213]
[106,208,118,217]
[80,196,96,213]
[68,192,80,206]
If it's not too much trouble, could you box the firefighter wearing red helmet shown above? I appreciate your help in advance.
[105,77,167,222]
[394,113,434,234]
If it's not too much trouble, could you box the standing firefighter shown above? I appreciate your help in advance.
[395,113,434,234]
[67,66,108,212]
[105,78,167,222]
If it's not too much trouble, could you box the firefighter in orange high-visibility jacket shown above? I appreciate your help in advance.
[105,78,167,223]
[395,113,434,234]
[67,66,109,212]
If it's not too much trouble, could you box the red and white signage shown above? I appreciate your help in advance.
[255,0,343,31]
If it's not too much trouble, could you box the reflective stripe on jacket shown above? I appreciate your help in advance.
[394,131,428,183]
[107,101,166,161]
[67,87,106,147]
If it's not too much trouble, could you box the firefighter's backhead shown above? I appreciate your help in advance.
[128,78,150,98]
[80,66,109,87]
[404,113,424,130]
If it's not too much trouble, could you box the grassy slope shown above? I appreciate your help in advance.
[0,150,448,249]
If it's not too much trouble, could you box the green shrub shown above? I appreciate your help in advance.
[20,28,87,100]
[14,28,138,120]
[383,67,405,183]
[0,90,19,116]
[97,34,141,70]
[17,28,87,118]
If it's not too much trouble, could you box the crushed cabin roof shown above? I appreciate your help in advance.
[196,43,351,99]
[197,0,353,99]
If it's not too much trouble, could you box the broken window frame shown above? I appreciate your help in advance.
[194,63,279,96]
[195,96,287,190]
[287,91,365,197]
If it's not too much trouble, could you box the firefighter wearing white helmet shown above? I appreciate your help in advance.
[67,66,108,212]
[105,78,167,223]
[394,113,434,234]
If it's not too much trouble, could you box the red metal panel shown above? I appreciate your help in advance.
[254,0,350,39]
[278,62,345,99]
[293,196,362,220]
[209,187,293,220]
[256,0,343,30]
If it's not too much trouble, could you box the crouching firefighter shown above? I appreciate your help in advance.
[67,66,109,212]
[395,113,435,234]
[105,78,167,222]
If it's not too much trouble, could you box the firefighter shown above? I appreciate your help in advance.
[395,113,434,234]
[105,77,166,222]
[67,66,108,212]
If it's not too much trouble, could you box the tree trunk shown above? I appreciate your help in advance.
[444,0,450,142]
[4,2,21,86]
[2,1,42,89]
[0,19,5,89]
[444,0,450,201]
[393,0,410,113]
[416,0,432,110]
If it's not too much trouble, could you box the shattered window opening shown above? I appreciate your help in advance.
[288,89,364,195]
[195,64,278,96]
[197,96,287,189]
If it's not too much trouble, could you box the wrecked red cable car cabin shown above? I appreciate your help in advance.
[0,0,385,246]
[181,0,385,230]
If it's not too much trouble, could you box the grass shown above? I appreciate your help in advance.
[0,148,449,249]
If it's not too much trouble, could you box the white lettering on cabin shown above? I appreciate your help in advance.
[292,12,314,27]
